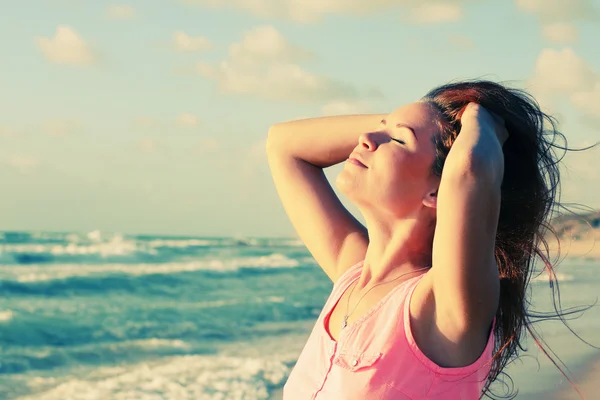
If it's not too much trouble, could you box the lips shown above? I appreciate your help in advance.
[348,156,367,168]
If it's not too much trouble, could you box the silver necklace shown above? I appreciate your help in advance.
[341,266,430,330]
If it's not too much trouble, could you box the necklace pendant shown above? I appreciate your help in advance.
[342,315,348,329]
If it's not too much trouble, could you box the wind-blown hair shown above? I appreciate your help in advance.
[422,80,599,399]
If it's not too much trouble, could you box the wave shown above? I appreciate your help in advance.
[0,337,200,375]
[1,235,163,265]
[0,253,302,285]
[0,296,303,374]
[0,231,307,268]
[15,352,293,400]
[0,309,14,322]
[0,295,317,357]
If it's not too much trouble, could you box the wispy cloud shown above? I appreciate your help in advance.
[197,138,219,155]
[321,101,372,115]
[0,126,20,137]
[228,25,314,64]
[530,48,596,93]
[408,3,462,24]
[541,22,578,44]
[560,141,600,206]
[514,0,597,22]
[35,25,95,66]
[106,5,137,19]
[529,47,600,119]
[173,31,212,52]
[176,113,199,127]
[4,155,40,174]
[198,61,365,103]
[181,0,471,24]
[139,138,158,153]
[571,83,600,120]
[198,25,380,103]
[514,0,598,43]
[43,119,81,136]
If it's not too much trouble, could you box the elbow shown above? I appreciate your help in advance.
[266,124,297,158]
[266,126,278,154]
[266,124,283,153]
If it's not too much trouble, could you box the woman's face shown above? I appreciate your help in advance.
[336,101,442,218]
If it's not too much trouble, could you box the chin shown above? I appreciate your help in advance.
[335,171,353,195]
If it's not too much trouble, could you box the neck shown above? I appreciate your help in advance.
[356,214,434,291]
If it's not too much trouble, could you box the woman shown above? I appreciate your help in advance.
[265,80,584,399]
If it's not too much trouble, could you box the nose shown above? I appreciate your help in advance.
[358,132,378,151]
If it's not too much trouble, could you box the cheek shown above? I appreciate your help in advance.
[379,171,419,200]
[393,153,428,182]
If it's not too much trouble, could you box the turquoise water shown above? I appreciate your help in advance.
[0,231,598,399]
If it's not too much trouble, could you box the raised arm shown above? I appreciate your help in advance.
[429,103,506,348]
[266,114,385,282]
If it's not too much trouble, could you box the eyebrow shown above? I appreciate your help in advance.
[380,119,418,142]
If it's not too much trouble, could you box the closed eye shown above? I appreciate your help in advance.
[391,138,405,145]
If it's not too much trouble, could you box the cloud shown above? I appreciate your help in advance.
[571,83,600,119]
[139,138,158,153]
[541,22,578,44]
[199,61,365,102]
[514,0,597,22]
[408,3,461,24]
[0,126,20,137]
[197,138,219,155]
[321,101,372,115]
[228,25,314,65]
[560,165,600,211]
[529,48,596,94]
[561,143,600,194]
[529,48,600,119]
[181,0,470,24]
[35,25,95,66]
[107,5,136,19]
[176,113,199,127]
[173,31,212,52]
[198,25,379,103]
[514,0,598,43]
[4,156,40,174]
[43,119,81,136]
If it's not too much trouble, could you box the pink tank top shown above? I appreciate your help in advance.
[283,260,495,399]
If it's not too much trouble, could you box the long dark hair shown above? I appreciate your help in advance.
[422,80,599,399]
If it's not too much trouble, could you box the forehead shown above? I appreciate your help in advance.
[387,102,441,137]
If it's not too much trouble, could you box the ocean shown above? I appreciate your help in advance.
[0,231,598,399]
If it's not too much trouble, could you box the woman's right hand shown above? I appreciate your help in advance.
[461,103,509,147]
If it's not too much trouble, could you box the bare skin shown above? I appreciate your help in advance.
[266,101,507,368]
[327,276,420,342]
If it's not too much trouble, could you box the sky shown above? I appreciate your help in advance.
[1,0,599,238]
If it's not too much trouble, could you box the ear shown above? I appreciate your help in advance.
[423,190,438,209]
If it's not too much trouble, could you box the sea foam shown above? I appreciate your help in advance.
[0,253,301,283]
[18,353,291,400]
